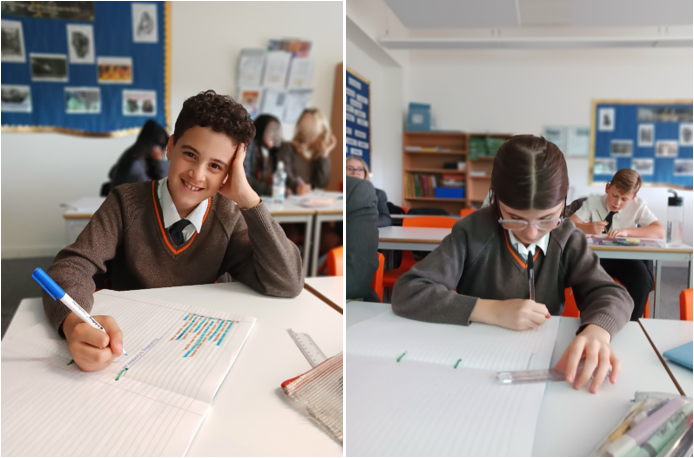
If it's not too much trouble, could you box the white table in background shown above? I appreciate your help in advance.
[62,197,106,245]
[639,318,693,397]
[346,302,677,457]
[377,226,693,318]
[304,276,344,312]
[5,282,343,457]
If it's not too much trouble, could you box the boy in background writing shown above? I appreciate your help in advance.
[569,168,664,320]
[42,90,303,371]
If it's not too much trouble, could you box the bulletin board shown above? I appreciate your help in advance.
[1,1,170,137]
[590,99,693,189]
[345,66,371,168]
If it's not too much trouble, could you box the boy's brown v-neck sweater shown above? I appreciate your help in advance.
[392,206,634,337]
[42,181,304,332]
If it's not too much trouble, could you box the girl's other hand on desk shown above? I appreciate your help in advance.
[471,298,550,331]
[555,324,619,394]
[63,312,124,372]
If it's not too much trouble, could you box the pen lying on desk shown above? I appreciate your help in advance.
[32,267,127,356]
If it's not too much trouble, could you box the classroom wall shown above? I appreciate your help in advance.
[405,47,693,245]
[1,1,343,258]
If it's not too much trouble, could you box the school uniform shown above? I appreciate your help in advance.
[42,180,304,334]
[574,195,658,320]
[275,142,331,193]
[392,206,633,336]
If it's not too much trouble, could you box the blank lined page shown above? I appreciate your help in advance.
[346,310,559,371]
[346,354,546,457]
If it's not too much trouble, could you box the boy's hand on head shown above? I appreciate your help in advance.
[219,142,261,209]
[555,324,619,394]
[63,312,124,372]
[587,221,608,235]
[607,229,628,238]
[491,299,550,331]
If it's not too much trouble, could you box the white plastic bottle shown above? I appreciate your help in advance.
[666,189,684,247]
[272,160,287,203]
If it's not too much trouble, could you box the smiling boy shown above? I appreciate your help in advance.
[569,169,664,320]
[42,90,303,371]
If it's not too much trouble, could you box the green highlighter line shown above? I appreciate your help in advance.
[454,359,462,369]
[397,351,407,362]
[67,359,74,365]
[115,368,127,381]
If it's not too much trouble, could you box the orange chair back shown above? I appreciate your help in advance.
[403,216,457,229]
[680,289,693,321]
[460,208,475,218]
[565,278,651,319]
[326,246,344,276]
[370,252,385,302]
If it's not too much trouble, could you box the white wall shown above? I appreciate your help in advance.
[405,47,693,245]
[346,38,404,204]
[1,1,343,258]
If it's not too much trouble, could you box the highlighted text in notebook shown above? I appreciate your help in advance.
[497,359,611,384]
[288,329,327,367]
[32,268,127,356]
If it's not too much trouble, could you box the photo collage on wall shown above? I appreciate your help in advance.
[1,1,163,132]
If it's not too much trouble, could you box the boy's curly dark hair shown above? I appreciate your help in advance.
[173,90,255,146]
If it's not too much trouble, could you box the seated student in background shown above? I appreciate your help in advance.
[392,135,633,394]
[276,108,336,195]
[569,169,664,321]
[345,156,391,227]
[244,114,282,196]
[42,90,303,372]
[346,175,380,302]
[109,119,170,191]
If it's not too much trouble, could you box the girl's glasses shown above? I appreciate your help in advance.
[498,218,563,231]
[346,166,365,173]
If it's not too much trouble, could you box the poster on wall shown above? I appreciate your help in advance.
[30,53,68,82]
[122,90,156,116]
[66,24,94,64]
[132,3,158,43]
[591,100,693,189]
[1,20,25,62]
[1,85,31,112]
[1,1,95,21]
[345,66,371,168]
[65,87,100,114]
[237,49,265,88]
[97,57,133,84]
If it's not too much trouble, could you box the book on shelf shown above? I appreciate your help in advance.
[404,146,454,152]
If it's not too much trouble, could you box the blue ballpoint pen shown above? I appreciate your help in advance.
[32,268,127,356]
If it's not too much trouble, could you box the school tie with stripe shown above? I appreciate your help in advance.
[168,219,190,246]
[604,211,617,233]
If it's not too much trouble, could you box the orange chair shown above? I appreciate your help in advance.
[383,216,457,289]
[563,278,650,318]
[370,252,385,302]
[326,246,343,276]
[680,289,692,321]
[460,208,475,218]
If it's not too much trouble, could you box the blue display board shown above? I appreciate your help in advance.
[1,1,169,136]
[591,100,693,189]
[345,66,371,168]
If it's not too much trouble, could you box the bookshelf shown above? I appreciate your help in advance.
[402,131,513,215]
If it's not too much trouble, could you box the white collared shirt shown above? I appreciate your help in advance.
[157,178,208,243]
[507,230,550,261]
[573,194,657,230]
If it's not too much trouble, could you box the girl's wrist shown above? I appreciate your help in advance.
[471,299,499,326]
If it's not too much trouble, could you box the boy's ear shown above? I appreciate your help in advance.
[605,183,610,194]
[166,136,174,161]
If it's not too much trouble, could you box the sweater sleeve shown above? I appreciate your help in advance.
[391,223,479,326]
[311,156,332,189]
[42,189,128,334]
[346,180,379,300]
[376,188,392,228]
[222,202,304,298]
[563,226,634,336]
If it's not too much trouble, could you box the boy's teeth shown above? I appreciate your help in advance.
[184,181,201,191]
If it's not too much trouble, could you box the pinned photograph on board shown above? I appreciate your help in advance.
[65,87,101,114]
[1,20,25,63]
[679,123,693,146]
[674,159,693,176]
[594,158,616,175]
[637,124,654,147]
[67,24,94,64]
[1,85,31,112]
[284,89,312,123]
[132,3,158,43]
[30,53,68,82]
[638,106,693,123]
[543,126,566,151]
[631,159,654,176]
[1,1,95,21]
[610,140,633,157]
[122,90,156,116]
[598,107,615,131]
[655,140,678,158]
[97,57,133,84]
[239,88,261,119]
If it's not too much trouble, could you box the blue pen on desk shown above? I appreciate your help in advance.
[32,268,127,356]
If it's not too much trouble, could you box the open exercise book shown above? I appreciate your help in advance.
[1,290,256,457]
[346,310,560,457]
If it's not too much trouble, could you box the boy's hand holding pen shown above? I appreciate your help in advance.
[63,312,124,372]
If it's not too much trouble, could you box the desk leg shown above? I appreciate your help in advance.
[302,216,313,278]
[688,259,693,290]
[653,260,662,319]
[311,214,322,277]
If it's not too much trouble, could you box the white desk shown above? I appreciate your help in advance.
[5,283,343,457]
[639,318,693,397]
[377,227,693,318]
[62,197,107,245]
[304,276,344,312]
[346,302,677,457]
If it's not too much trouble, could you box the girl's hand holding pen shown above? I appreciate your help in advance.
[471,298,551,331]
[63,312,124,372]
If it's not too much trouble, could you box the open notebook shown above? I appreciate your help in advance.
[1,290,256,457]
[346,310,560,457]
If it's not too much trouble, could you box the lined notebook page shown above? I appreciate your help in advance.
[1,290,256,456]
[346,354,545,457]
[346,310,559,371]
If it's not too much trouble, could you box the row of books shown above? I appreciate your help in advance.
[404,173,465,198]
[404,146,455,152]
